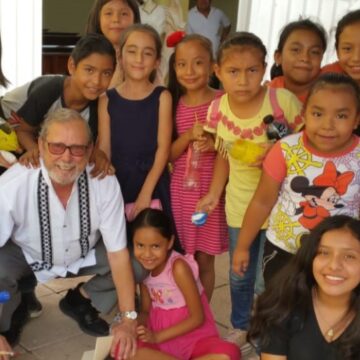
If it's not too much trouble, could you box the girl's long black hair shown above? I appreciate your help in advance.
[132,208,184,254]
[167,34,213,138]
[249,215,360,359]
[270,18,327,79]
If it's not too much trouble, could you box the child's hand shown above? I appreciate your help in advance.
[89,148,115,179]
[131,194,152,220]
[195,133,215,153]
[136,325,157,344]
[187,122,205,142]
[19,147,40,168]
[249,142,273,168]
[232,247,250,277]
[0,151,16,168]
[196,192,219,214]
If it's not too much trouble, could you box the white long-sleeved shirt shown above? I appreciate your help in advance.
[0,162,127,282]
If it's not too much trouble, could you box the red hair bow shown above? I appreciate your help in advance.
[166,31,186,48]
[313,161,354,195]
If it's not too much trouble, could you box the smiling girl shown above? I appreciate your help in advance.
[233,72,360,287]
[98,24,173,225]
[269,19,327,103]
[322,9,360,85]
[86,0,140,87]
[126,208,240,360]
[168,34,227,301]
[249,215,360,360]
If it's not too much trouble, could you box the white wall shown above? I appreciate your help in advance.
[0,0,42,94]
[1,0,359,93]
[237,0,360,80]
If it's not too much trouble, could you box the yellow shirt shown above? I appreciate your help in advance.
[204,88,303,227]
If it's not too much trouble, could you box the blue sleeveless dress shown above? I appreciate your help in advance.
[106,86,172,222]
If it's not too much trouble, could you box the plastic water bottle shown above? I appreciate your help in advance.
[263,115,291,141]
[0,291,10,317]
[183,142,201,190]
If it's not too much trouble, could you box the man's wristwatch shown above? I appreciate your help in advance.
[112,310,138,324]
[122,310,138,320]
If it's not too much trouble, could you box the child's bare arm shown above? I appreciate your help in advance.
[137,283,151,326]
[232,171,281,276]
[169,122,204,162]
[91,93,115,178]
[133,90,172,216]
[196,153,229,213]
[15,116,38,151]
[97,93,111,159]
[89,145,115,179]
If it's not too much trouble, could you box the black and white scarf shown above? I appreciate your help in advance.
[30,171,91,272]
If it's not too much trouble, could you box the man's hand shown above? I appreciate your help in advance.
[232,248,250,277]
[136,325,157,344]
[110,319,137,360]
[89,148,115,179]
[0,335,13,360]
[19,147,40,168]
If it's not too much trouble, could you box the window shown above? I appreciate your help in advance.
[0,0,42,94]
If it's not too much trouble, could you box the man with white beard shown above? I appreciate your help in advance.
[0,108,140,359]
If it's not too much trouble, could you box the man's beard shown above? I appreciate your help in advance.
[48,161,82,186]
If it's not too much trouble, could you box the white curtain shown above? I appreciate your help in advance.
[237,0,360,80]
[0,0,42,94]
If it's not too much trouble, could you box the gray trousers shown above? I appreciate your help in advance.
[0,240,147,332]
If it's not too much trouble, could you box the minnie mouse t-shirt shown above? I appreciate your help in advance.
[263,131,360,254]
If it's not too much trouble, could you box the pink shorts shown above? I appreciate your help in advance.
[138,336,241,360]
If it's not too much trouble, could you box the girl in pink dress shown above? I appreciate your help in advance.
[168,33,227,301]
[131,208,240,360]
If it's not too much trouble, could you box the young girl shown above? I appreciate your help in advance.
[168,33,227,301]
[197,32,303,346]
[128,208,240,360]
[233,73,360,287]
[249,215,360,360]
[98,24,173,225]
[269,19,327,103]
[322,9,360,85]
[86,0,140,87]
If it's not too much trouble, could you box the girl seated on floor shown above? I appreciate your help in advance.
[114,208,240,360]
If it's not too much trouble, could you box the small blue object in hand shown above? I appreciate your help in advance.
[0,291,10,303]
[0,291,10,317]
[191,212,208,226]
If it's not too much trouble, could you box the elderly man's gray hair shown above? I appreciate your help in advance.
[39,108,93,143]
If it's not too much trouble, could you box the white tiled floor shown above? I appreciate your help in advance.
[12,253,258,359]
